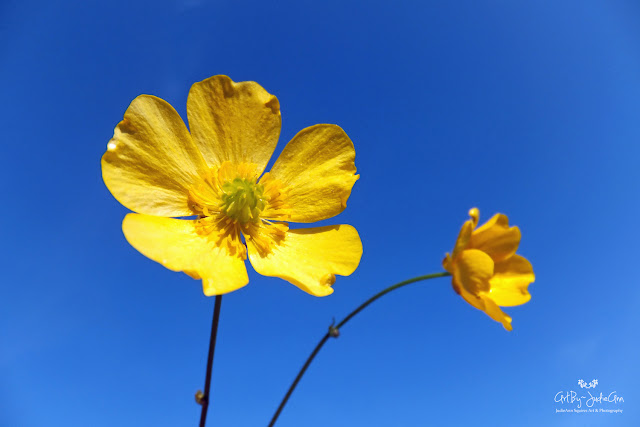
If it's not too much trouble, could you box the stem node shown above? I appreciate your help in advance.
[267,271,451,427]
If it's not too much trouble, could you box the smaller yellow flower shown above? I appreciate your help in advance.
[443,208,534,330]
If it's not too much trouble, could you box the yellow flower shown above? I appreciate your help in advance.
[102,75,362,297]
[442,208,534,330]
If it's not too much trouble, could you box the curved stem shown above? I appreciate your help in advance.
[199,295,223,427]
[267,271,451,427]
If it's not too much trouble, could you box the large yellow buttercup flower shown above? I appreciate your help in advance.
[102,75,362,297]
[443,208,534,330]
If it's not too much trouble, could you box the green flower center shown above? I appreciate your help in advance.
[220,178,266,223]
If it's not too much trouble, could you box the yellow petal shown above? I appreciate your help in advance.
[247,225,362,296]
[122,214,248,296]
[489,255,534,306]
[480,296,513,331]
[453,249,494,295]
[457,285,486,311]
[102,95,208,217]
[469,214,521,263]
[450,219,475,262]
[442,253,454,274]
[187,75,281,174]
[268,124,358,223]
[456,287,512,330]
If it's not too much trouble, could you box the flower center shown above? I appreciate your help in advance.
[220,178,266,224]
[188,162,293,257]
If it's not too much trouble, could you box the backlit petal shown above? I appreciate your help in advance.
[268,124,358,223]
[480,296,513,331]
[457,286,486,311]
[489,255,534,306]
[187,75,281,174]
[454,249,494,295]
[102,95,208,216]
[470,214,521,263]
[450,219,474,262]
[122,214,248,296]
[247,225,362,296]
[457,288,513,330]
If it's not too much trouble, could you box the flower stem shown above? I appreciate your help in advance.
[198,295,223,427]
[267,271,451,427]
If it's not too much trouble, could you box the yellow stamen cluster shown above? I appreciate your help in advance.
[196,215,247,259]
[220,178,266,223]
[189,161,261,218]
[259,172,291,222]
[188,161,292,258]
[244,221,289,256]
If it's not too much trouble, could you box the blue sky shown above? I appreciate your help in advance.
[2,1,639,426]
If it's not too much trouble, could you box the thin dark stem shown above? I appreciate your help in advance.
[335,272,450,329]
[199,295,223,427]
[267,335,330,427]
[267,271,451,427]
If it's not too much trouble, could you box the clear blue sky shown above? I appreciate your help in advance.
[2,1,639,426]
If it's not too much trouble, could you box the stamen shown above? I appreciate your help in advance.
[220,177,266,224]
[188,161,292,257]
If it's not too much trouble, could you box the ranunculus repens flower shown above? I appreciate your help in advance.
[443,208,534,330]
[102,75,362,297]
